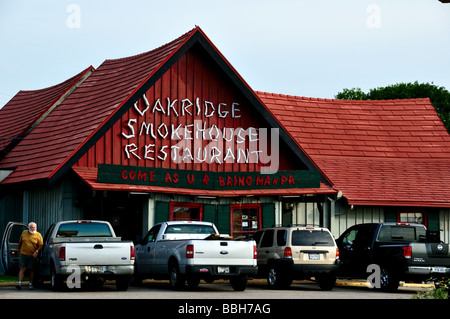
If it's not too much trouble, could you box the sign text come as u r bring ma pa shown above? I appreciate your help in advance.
[97,164,320,190]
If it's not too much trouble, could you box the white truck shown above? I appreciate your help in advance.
[133,221,258,291]
[2,220,135,291]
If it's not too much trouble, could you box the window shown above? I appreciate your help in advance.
[170,202,203,221]
[165,224,215,235]
[9,224,28,243]
[377,225,426,243]
[260,230,274,248]
[231,204,261,238]
[341,229,358,250]
[56,222,113,237]
[342,226,376,250]
[291,230,335,246]
[276,230,287,246]
[398,211,426,225]
[252,230,264,246]
[144,224,161,243]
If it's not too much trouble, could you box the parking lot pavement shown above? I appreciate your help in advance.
[0,278,433,300]
[0,278,434,289]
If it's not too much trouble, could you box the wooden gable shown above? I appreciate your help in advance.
[74,44,300,176]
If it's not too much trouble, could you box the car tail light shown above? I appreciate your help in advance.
[403,246,412,259]
[253,244,257,259]
[186,244,194,258]
[336,248,340,259]
[130,245,135,260]
[284,247,292,258]
[59,246,66,261]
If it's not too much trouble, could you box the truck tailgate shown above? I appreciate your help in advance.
[191,240,256,266]
[410,243,450,267]
[65,242,132,266]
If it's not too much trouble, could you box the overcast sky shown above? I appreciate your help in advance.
[0,0,449,107]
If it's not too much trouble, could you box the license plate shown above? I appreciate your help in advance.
[87,266,107,273]
[432,267,447,273]
[218,266,230,274]
[309,254,320,260]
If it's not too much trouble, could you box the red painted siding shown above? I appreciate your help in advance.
[75,48,298,173]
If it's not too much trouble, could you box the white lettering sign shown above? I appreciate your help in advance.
[121,95,279,173]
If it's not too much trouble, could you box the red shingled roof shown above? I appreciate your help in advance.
[258,92,450,207]
[0,66,93,158]
[0,28,195,184]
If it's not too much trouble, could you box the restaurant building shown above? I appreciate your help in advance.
[1,27,450,255]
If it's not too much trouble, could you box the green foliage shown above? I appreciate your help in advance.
[335,82,450,131]
[335,87,368,100]
[412,278,449,299]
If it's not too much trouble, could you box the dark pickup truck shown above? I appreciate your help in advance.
[336,222,450,291]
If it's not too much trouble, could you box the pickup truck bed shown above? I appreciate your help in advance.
[42,221,135,290]
[336,222,450,291]
[41,221,135,291]
[134,221,257,291]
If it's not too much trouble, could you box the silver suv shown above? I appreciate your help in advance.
[252,225,340,290]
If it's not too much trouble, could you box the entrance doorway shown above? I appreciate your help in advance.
[83,191,144,242]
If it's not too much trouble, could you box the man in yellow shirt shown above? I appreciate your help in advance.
[17,222,43,290]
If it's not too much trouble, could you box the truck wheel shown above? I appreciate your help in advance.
[267,265,292,289]
[169,262,185,290]
[317,274,336,291]
[50,264,64,291]
[230,275,247,291]
[116,276,129,291]
[379,266,399,292]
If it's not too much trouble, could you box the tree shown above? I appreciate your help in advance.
[335,87,368,100]
[335,82,450,131]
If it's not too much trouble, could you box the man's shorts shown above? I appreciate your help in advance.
[19,254,37,270]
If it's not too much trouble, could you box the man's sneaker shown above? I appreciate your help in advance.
[29,283,34,290]
[16,284,22,290]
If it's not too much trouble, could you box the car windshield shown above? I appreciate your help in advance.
[165,224,216,235]
[291,230,335,246]
[56,222,113,237]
